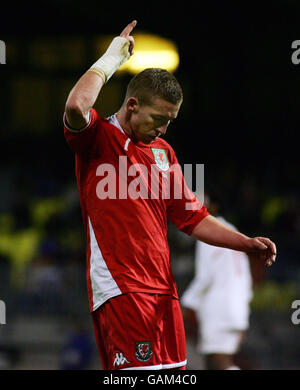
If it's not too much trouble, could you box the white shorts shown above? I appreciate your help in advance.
[199,327,244,355]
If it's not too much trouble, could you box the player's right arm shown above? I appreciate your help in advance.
[65,72,104,129]
[65,20,137,130]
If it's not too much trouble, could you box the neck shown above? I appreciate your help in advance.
[116,107,133,138]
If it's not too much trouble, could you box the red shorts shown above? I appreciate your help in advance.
[91,292,187,370]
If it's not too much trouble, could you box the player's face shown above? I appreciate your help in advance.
[129,97,181,144]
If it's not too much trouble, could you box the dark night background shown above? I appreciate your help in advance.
[0,1,300,370]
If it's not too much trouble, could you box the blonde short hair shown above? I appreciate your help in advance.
[125,68,183,106]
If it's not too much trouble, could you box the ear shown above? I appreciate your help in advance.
[126,97,139,113]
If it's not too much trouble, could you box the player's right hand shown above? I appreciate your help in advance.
[88,20,137,83]
[120,20,137,56]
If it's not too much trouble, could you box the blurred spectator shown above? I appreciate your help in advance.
[0,346,20,369]
[19,238,65,314]
[0,205,41,289]
[59,322,93,370]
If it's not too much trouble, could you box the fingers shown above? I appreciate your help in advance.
[266,248,277,266]
[254,237,277,267]
[120,20,137,56]
[120,20,137,38]
[257,237,277,257]
[127,35,135,55]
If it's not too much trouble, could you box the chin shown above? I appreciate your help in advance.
[137,134,152,144]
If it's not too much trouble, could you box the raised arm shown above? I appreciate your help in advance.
[192,215,277,267]
[65,20,137,130]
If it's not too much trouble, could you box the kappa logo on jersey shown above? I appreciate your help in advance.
[135,341,153,362]
[113,352,130,367]
[151,148,169,171]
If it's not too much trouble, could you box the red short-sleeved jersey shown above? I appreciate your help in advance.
[64,108,209,312]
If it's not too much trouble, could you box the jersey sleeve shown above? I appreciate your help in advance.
[63,108,102,156]
[166,149,209,235]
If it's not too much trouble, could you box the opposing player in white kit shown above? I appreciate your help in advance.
[181,194,253,370]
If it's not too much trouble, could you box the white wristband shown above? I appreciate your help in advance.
[89,36,131,83]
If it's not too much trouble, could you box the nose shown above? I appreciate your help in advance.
[156,122,169,135]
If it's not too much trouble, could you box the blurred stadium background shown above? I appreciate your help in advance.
[0,1,300,370]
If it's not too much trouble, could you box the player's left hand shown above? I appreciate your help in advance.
[246,237,277,267]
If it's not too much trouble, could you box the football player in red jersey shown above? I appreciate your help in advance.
[64,20,276,370]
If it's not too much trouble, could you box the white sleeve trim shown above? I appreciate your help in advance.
[63,110,92,133]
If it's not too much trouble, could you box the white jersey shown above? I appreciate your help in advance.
[181,216,253,331]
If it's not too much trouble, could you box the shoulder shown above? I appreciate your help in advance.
[90,109,126,139]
